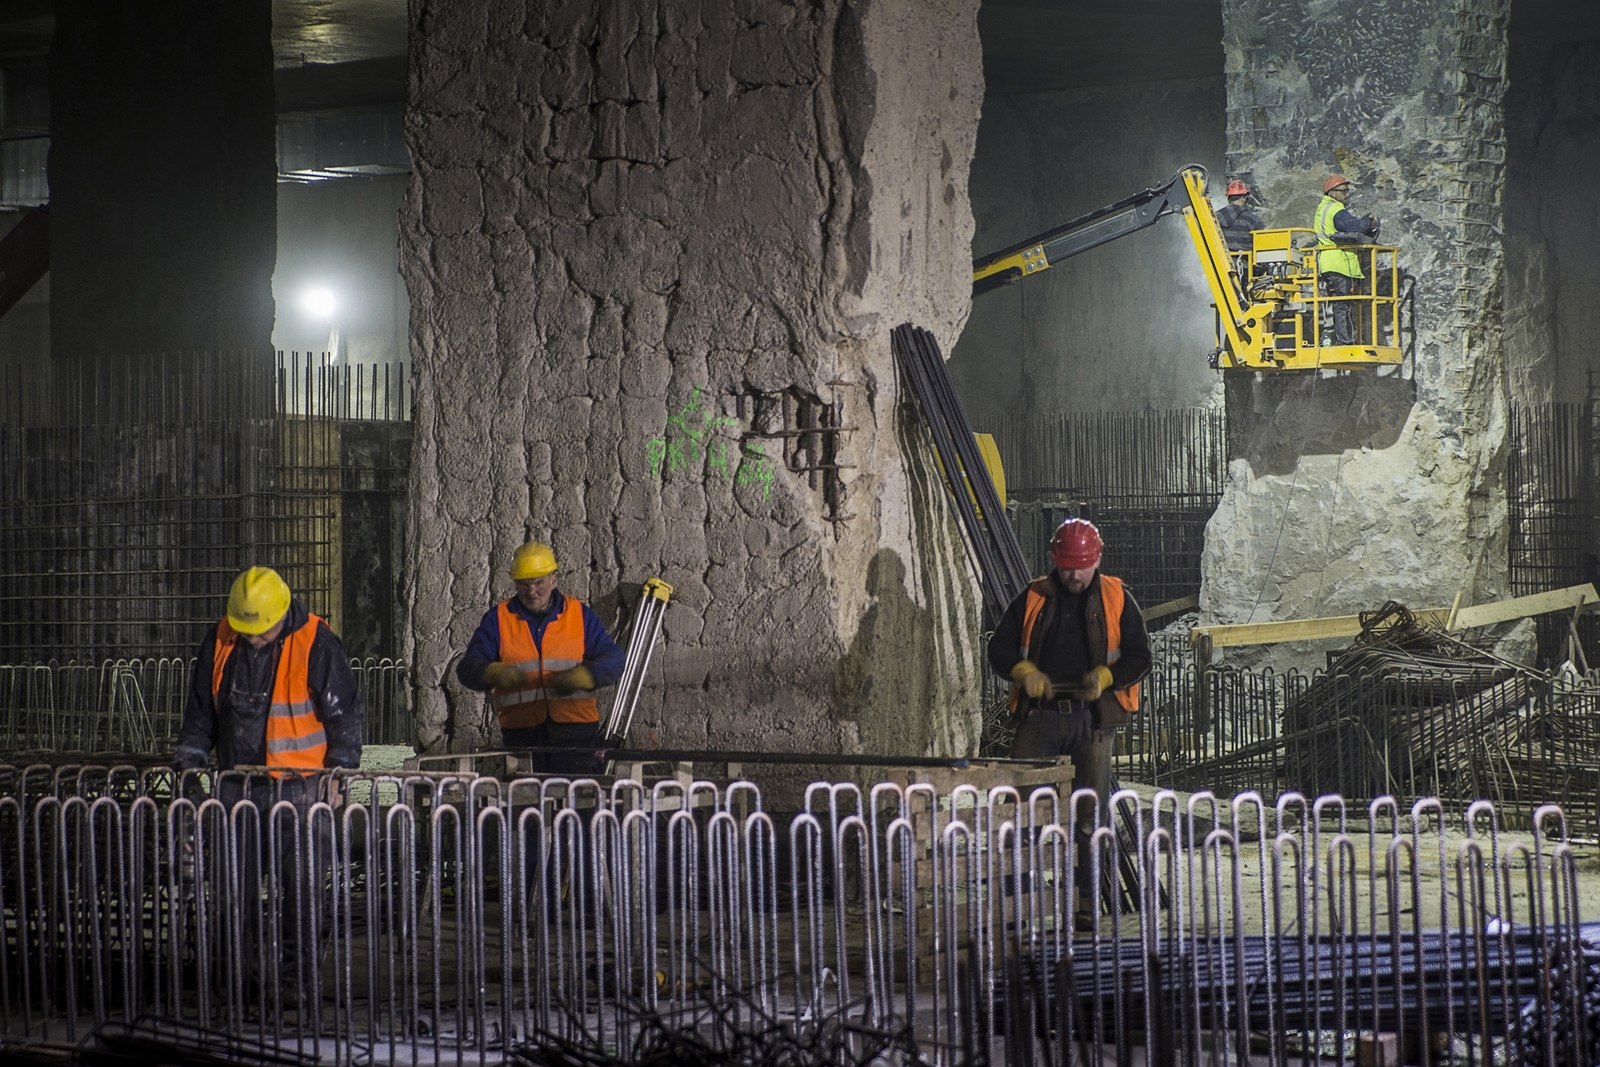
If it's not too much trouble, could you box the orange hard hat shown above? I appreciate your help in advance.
[1322,174,1352,194]
[1049,518,1103,570]
[1225,179,1249,197]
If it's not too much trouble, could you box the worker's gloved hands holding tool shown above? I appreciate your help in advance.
[1010,659,1053,701]
[482,662,528,690]
[1074,665,1114,702]
[550,665,596,695]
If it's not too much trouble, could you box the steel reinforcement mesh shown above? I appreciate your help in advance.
[0,352,407,664]
[0,768,1593,1065]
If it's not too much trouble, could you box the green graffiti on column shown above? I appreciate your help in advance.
[647,387,775,496]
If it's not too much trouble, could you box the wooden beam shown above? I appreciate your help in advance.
[1142,593,1199,623]
[1188,584,1598,649]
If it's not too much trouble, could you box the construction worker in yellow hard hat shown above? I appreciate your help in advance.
[1314,174,1380,346]
[174,566,365,776]
[173,565,365,988]
[458,540,625,773]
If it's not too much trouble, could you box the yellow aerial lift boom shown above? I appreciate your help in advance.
[972,165,1412,371]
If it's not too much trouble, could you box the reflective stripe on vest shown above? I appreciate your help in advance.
[212,614,328,772]
[491,597,598,728]
[1314,195,1362,278]
[1008,576,1141,715]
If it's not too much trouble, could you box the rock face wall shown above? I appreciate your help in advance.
[401,1,985,758]
[949,76,1227,425]
[1203,0,1510,652]
[49,0,277,360]
[1503,39,1600,405]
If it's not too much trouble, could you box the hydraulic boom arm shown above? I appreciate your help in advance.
[972,171,1198,297]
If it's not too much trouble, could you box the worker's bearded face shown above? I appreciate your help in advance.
[515,575,557,613]
[1058,566,1096,594]
[243,617,286,649]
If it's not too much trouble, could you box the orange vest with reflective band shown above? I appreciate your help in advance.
[1008,575,1141,716]
[211,615,328,771]
[492,597,598,728]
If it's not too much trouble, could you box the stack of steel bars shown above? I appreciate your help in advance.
[601,577,673,746]
[891,323,1030,622]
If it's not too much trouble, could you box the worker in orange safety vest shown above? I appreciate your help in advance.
[988,518,1151,809]
[458,540,626,773]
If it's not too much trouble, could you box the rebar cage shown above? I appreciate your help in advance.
[0,767,1592,1065]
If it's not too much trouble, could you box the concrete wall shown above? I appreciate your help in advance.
[272,174,410,365]
[948,76,1227,426]
[0,211,47,364]
[1203,0,1510,659]
[1503,39,1600,404]
[400,0,986,760]
[48,0,276,362]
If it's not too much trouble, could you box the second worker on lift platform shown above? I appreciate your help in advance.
[1315,174,1381,347]
[988,519,1151,804]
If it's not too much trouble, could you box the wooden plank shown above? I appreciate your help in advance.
[1189,584,1598,649]
[1142,593,1199,623]
[1451,584,1598,629]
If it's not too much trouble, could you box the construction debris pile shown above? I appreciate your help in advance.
[1280,602,1600,804]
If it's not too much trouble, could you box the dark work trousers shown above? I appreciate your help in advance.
[503,720,604,775]
[1010,701,1119,908]
[215,775,334,1002]
[1322,271,1360,346]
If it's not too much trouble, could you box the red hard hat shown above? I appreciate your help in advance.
[1225,179,1248,197]
[1049,518,1103,570]
[1322,174,1351,194]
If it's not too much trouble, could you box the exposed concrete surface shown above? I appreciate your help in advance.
[49,0,277,361]
[949,76,1226,424]
[1503,39,1600,405]
[401,1,985,757]
[1203,0,1510,661]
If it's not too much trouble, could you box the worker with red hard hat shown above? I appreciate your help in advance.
[988,517,1151,788]
[1216,178,1263,253]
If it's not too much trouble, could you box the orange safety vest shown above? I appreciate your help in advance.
[1008,575,1142,716]
[491,597,598,728]
[211,615,328,771]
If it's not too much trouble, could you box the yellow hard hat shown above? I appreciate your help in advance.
[227,566,291,635]
[510,541,558,581]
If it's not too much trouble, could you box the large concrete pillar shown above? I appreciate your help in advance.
[1202,0,1510,652]
[402,2,985,755]
[48,0,277,360]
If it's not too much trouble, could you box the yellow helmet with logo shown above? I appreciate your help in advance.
[226,566,292,635]
[510,541,558,581]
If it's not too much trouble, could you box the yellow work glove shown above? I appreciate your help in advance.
[482,662,527,690]
[1010,659,1053,700]
[550,665,596,695]
[1076,665,1115,702]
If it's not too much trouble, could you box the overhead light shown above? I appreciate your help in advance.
[301,287,337,319]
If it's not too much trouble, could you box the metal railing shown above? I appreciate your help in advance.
[0,658,413,751]
[0,767,1590,1064]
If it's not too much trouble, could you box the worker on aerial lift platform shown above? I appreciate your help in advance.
[1315,173,1382,347]
[458,539,625,774]
[988,518,1151,800]
[1216,178,1263,253]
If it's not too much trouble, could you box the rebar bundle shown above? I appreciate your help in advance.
[892,324,1030,623]
[0,765,1590,1065]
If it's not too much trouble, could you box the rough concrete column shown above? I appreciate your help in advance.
[1202,0,1510,652]
[48,0,277,360]
[401,1,985,758]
